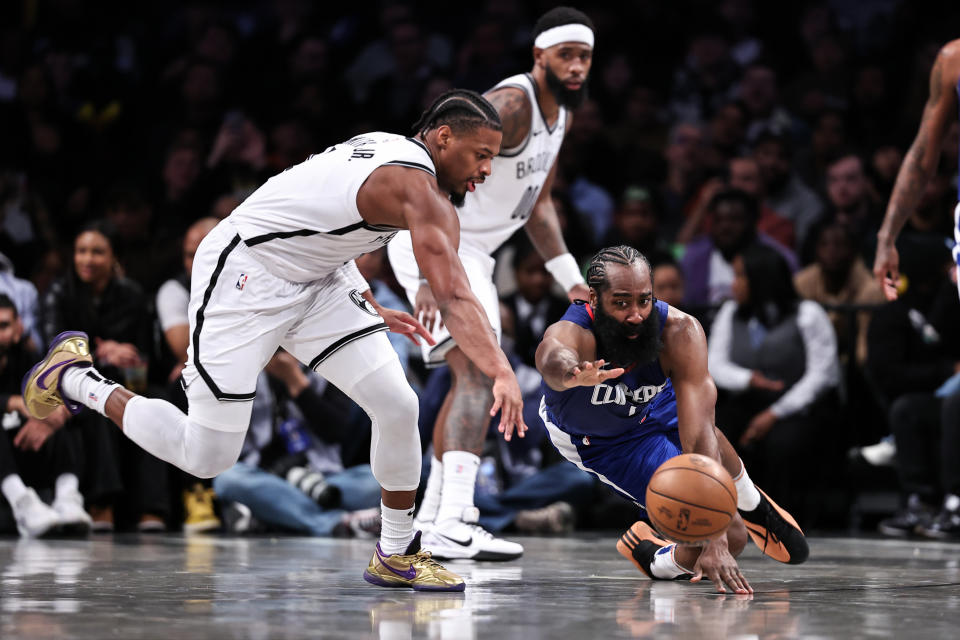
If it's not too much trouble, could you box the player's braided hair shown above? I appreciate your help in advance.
[532,6,595,38]
[411,89,502,136]
[586,245,651,292]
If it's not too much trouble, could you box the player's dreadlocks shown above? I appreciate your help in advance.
[412,89,502,136]
[586,245,651,292]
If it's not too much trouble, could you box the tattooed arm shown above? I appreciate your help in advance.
[874,40,960,300]
[484,86,531,150]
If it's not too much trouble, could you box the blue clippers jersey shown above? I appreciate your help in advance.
[541,301,678,439]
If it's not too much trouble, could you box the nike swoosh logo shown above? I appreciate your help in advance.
[377,553,417,580]
[436,533,473,547]
[36,359,79,391]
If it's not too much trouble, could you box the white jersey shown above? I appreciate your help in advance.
[459,73,568,255]
[228,132,436,283]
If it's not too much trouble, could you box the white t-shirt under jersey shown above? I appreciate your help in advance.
[228,132,436,283]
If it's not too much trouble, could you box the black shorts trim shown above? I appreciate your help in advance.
[243,221,400,245]
[424,335,455,367]
[244,228,320,246]
[309,323,389,371]
[192,234,257,402]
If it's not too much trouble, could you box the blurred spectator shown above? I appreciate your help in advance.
[602,185,671,265]
[709,243,840,525]
[752,130,825,250]
[794,222,885,366]
[652,259,685,309]
[738,60,801,142]
[0,294,92,537]
[669,30,739,125]
[701,101,748,174]
[681,188,797,311]
[822,153,882,260]
[0,251,41,349]
[455,21,513,92]
[40,221,169,532]
[660,121,708,235]
[795,109,848,191]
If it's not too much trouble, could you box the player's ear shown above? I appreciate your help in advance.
[532,46,545,69]
[436,125,452,149]
[589,287,598,307]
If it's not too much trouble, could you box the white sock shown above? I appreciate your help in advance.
[61,365,121,415]
[650,544,692,579]
[1,474,28,505]
[380,501,415,555]
[733,459,761,511]
[435,450,480,524]
[416,457,442,524]
[54,473,80,500]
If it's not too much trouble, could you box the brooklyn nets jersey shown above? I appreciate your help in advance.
[228,132,436,283]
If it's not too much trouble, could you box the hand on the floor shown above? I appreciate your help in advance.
[690,535,753,594]
[14,419,55,452]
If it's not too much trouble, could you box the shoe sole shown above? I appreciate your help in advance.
[743,487,808,564]
[429,549,522,561]
[362,570,466,592]
[21,330,91,419]
[184,520,222,533]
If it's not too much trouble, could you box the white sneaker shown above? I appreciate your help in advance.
[422,507,523,561]
[11,488,61,538]
[413,512,436,535]
[51,488,93,535]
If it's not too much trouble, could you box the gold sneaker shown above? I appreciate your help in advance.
[22,331,93,419]
[183,484,222,533]
[363,531,465,591]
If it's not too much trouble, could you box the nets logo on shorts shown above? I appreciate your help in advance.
[349,289,379,316]
[236,274,248,291]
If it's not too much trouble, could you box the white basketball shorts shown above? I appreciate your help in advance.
[182,220,393,430]
[387,231,501,367]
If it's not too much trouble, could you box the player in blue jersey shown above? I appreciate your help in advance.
[531,246,808,594]
[874,39,960,301]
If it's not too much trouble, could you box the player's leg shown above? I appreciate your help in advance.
[712,424,809,564]
[23,224,290,479]
[283,273,463,591]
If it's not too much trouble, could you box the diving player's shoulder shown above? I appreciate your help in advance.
[660,305,708,359]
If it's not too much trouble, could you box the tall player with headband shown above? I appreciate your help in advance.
[22,89,527,591]
[388,6,594,560]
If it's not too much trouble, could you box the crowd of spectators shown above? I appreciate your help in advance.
[2,0,960,539]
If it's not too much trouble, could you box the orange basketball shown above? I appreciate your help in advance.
[644,453,738,543]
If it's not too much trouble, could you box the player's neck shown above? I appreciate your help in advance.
[529,67,561,126]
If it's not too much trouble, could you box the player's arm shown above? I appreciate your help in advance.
[661,309,752,594]
[402,173,528,439]
[484,87,531,150]
[524,117,588,302]
[875,40,960,298]
[536,320,623,391]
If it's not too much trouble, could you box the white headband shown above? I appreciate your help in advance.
[534,24,594,50]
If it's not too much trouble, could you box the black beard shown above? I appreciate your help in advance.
[449,189,466,208]
[593,299,663,368]
[545,65,588,109]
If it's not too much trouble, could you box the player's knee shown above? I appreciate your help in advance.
[181,422,245,479]
[450,353,494,402]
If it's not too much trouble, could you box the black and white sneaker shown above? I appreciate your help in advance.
[421,507,523,561]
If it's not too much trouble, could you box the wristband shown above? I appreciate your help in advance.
[544,253,585,292]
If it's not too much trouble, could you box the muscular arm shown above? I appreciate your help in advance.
[660,310,722,461]
[524,161,569,259]
[536,320,624,391]
[484,87,531,150]
[875,41,960,291]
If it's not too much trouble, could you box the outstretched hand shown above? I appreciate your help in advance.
[561,359,625,389]
[690,535,752,594]
[493,372,528,442]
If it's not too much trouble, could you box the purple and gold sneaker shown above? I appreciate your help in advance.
[363,531,465,591]
[22,331,93,419]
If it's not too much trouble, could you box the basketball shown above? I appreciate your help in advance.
[644,454,738,543]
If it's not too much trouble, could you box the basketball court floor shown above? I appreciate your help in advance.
[1,534,957,639]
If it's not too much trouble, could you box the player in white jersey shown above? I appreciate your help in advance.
[22,89,529,592]
[387,7,595,560]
